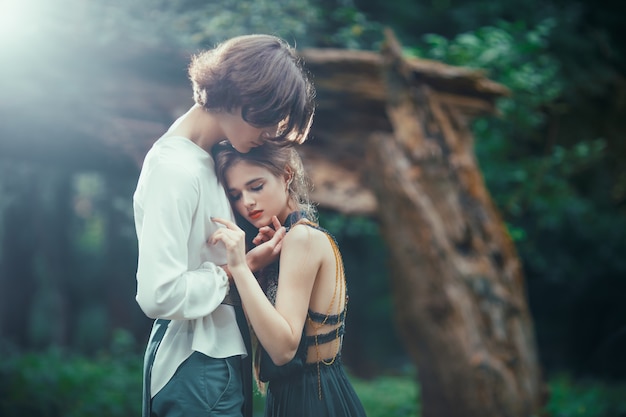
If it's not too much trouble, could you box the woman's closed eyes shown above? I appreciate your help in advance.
[228,181,265,201]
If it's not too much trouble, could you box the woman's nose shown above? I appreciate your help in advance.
[242,192,255,207]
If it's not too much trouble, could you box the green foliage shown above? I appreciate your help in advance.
[319,210,380,238]
[545,374,626,417]
[0,331,142,417]
[415,19,563,137]
[0,342,420,417]
[318,210,407,375]
[351,372,420,417]
[309,1,384,49]
[4,346,626,417]
[33,0,316,50]
[56,0,382,51]
[408,19,626,281]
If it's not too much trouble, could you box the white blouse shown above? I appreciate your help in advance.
[133,135,246,396]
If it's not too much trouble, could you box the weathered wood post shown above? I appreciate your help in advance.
[365,29,545,416]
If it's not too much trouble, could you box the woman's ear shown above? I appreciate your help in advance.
[284,167,294,188]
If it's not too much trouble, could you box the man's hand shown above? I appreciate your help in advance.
[247,216,285,272]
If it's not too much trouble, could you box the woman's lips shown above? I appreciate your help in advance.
[248,210,263,220]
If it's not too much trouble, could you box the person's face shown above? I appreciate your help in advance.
[225,161,292,228]
[221,109,279,153]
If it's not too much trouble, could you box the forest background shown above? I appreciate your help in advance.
[0,0,625,416]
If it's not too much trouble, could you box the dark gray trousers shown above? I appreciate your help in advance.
[142,319,245,417]
[151,352,244,417]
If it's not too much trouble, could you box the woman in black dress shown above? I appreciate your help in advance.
[211,142,367,417]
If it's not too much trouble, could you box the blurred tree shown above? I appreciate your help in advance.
[411,18,626,377]
[364,30,543,417]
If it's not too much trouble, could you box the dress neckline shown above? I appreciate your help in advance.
[284,211,310,230]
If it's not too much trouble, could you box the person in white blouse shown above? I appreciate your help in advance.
[133,34,315,417]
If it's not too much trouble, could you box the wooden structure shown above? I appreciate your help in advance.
[298,36,506,213]
[300,30,544,417]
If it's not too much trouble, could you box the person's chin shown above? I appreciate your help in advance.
[229,142,248,153]
[251,217,271,229]
[238,143,256,154]
[247,217,262,227]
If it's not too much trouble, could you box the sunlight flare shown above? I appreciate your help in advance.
[0,0,47,45]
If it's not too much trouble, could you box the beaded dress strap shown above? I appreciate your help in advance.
[285,212,348,401]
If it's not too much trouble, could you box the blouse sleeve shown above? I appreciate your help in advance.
[134,160,229,320]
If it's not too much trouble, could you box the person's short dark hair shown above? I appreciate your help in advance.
[189,34,315,144]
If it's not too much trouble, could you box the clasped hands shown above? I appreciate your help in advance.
[211,216,286,281]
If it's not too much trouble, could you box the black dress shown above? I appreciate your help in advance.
[256,212,367,417]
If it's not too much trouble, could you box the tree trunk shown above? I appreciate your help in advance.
[364,30,545,417]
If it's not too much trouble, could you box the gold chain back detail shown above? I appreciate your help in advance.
[298,220,347,401]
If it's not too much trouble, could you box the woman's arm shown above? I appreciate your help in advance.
[212,219,320,365]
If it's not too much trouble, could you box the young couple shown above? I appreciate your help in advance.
[133,34,367,417]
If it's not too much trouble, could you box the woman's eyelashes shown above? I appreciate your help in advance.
[228,182,264,201]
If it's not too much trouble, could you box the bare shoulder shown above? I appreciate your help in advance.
[283,223,327,252]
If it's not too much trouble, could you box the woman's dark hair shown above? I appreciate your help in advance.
[189,34,315,144]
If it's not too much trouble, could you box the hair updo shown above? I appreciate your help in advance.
[212,141,316,223]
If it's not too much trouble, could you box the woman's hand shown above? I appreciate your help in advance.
[253,218,281,245]
[211,218,248,269]
[247,216,285,271]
